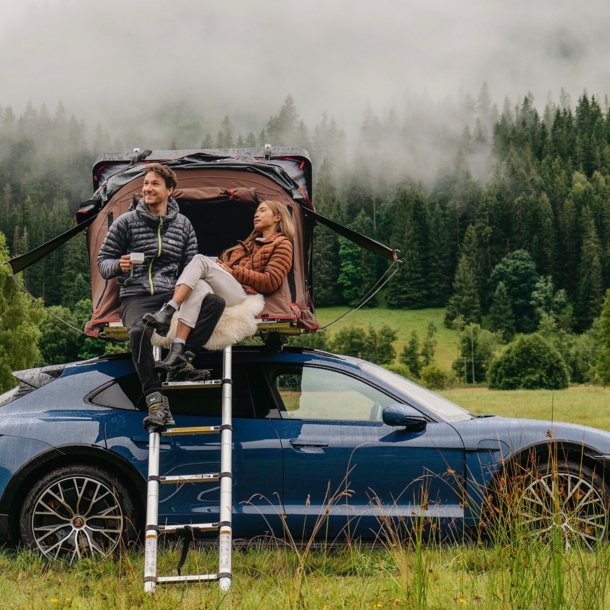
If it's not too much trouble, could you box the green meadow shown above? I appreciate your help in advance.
[315,306,458,369]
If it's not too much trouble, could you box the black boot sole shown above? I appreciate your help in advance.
[154,360,187,374]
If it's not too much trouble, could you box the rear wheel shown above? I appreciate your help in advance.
[19,465,138,561]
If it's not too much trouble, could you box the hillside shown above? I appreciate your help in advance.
[315,306,456,369]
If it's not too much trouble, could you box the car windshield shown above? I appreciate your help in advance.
[359,362,473,422]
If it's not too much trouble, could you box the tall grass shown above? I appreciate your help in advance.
[5,441,610,608]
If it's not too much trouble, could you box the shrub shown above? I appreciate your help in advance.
[331,324,397,365]
[382,363,416,381]
[452,323,497,384]
[488,333,569,390]
[420,364,454,390]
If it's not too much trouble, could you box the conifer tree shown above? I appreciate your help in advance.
[216,116,235,148]
[386,189,429,309]
[489,281,515,342]
[312,160,343,306]
[575,207,604,330]
[445,225,482,326]
[337,210,377,306]
[488,249,539,332]
[420,322,437,366]
[266,96,300,145]
[427,204,451,307]
[400,331,421,377]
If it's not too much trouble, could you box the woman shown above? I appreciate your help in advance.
[144,199,294,373]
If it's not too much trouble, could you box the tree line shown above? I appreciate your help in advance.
[2,88,610,385]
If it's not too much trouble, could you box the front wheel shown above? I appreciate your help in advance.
[517,461,609,548]
[19,465,138,562]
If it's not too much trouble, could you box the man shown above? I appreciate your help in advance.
[97,164,225,430]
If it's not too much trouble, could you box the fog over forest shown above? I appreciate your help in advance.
[2,0,610,138]
[2,0,610,380]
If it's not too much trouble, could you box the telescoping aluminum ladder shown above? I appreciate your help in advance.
[143,345,233,594]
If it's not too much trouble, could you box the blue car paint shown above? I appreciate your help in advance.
[273,417,465,538]
[451,416,610,524]
[104,411,285,537]
[2,348,610,544]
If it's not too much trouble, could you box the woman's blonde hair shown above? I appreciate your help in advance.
[221,200,295,263]
[262,200,295,241]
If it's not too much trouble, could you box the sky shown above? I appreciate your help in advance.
[0,0,609,132]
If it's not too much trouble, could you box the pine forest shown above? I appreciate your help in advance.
[4,87,610,387]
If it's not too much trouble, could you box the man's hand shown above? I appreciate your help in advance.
[119,254,134,272]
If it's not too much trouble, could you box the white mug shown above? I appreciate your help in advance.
[130,252,145,265]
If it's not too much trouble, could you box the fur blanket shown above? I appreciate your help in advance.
[151,294,265,351]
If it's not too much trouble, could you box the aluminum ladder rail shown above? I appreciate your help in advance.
[144,345,233,593]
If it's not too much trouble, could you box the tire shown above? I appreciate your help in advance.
[19,465,138,562]
[516,461,609,548]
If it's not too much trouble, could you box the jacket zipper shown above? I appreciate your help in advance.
[148,217,163,295]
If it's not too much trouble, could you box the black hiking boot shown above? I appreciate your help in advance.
[154,342,188,375]
[142,302,178,336]
[142,392,175,432]
[168,351,211,382]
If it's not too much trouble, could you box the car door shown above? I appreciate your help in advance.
[102,364,284,538]
[265,363,465,540]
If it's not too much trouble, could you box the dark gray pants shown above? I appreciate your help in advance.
[119,292,225,397]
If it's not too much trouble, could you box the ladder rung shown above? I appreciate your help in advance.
[158,574,218,584]
[162,426,221,436]
[159,522,219,534]
[162,379,222,390]
[160,474,219,484]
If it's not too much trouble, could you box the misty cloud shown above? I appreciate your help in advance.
[1,0,610,133]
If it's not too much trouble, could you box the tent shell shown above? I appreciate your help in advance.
[83,148,319,341]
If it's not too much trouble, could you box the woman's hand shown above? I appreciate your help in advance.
[216,259,232,273]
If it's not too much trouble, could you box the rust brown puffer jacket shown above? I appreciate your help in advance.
[225,232,293,295]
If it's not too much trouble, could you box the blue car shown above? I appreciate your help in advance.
[1,346,609,561]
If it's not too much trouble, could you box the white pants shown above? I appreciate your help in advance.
[177,255,248,328]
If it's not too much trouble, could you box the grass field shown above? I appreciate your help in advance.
[4,531,610,609]
[316,306,458,369]
[441,385,610,432]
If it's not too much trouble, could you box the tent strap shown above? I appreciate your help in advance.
[320,259,402,331]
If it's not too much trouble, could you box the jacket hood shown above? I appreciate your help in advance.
[135,197,180,227]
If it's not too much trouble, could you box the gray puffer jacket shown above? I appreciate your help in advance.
[97,198,198,299]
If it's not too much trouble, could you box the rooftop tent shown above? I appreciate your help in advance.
[7,148,397,340]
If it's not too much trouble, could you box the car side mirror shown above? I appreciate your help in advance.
[382,403,427,432]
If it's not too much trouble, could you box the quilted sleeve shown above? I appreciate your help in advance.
[97,217,128,279]
[231,239,293,294]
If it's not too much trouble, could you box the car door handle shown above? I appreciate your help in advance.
[132,435,171,445]
[289,439,328,448]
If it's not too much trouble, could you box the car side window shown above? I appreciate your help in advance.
[89,366,255,418]
[89,374,143,410]
[272,366,395,422]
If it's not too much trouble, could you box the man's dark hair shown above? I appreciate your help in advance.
[144,163,178,190]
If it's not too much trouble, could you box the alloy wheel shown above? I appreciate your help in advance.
[518,468,608,548]
[30,475,124,561]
